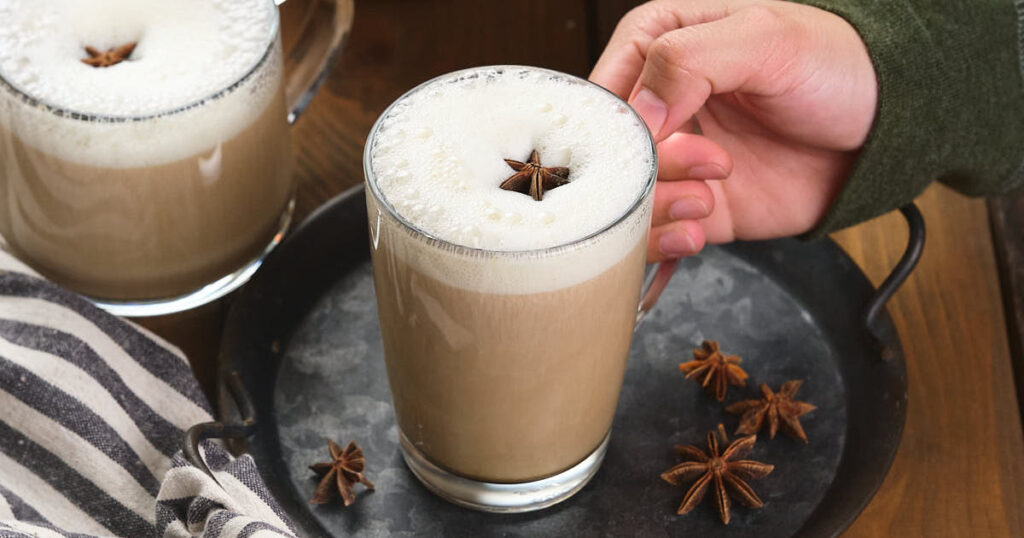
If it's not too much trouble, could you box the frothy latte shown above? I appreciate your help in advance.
[0,0,293,302]
[367,67,655,486]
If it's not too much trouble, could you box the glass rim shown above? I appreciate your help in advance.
[0,0,280,124]
[363,65,658,257]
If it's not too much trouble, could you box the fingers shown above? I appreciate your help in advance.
[645,131,734,259]
[649,132,730,228]
[656,131,732,180]
[589,0,730,98]
[589,12,654,99]
[647,219,706,262]
[652,180,715,227]
[628,6,800,141]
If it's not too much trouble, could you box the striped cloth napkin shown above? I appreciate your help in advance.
[0,251,297,538]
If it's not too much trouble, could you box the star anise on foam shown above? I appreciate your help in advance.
[500,149,570,201]
[81,42,136,68]
[661,424,774,525]
[679,340,748,401]
[308,439,375,506]
[727,380,817,443]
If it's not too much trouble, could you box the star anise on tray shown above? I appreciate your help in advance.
[308,439,375,506]
[679,340,748,401]
[81,42,137,68]
[661,424,774,525]
[727,380,817,443]
[501,149,570,201]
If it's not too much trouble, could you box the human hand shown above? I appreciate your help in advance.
[591,0,877,261]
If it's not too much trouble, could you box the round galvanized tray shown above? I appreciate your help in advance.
[198,186,918,537]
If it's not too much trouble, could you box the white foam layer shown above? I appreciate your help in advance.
[367,189,651,294]
[0,0,282,168]
[0,0,275,116]
[367,67,655,293]
[370,67,653,252]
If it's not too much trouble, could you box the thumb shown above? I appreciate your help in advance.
[628,6,796,141]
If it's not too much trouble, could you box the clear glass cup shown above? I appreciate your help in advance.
[0,0,353,317]
[364,66,672,512]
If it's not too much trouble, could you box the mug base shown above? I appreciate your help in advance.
[88,198,294,318]
[399,430,609,513]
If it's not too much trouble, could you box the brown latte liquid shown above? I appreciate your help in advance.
[371,238,647,483]
[0,89,292,300]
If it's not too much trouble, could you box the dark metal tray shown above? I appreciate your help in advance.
[192,186,922,537]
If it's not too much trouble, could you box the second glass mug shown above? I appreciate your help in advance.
[0,0,353,316]
[364,66,675,512]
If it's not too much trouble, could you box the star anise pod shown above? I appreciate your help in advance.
[727,380,817,443]
[308,439,375,506]
[81,42,136,68]
[501,149,570,201]
[679,340,748,401]
[661,424,774,525]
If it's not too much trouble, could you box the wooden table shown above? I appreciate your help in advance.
[139,1,1024,535]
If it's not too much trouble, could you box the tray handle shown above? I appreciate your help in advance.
[181,370,257,481]
[862,203,925,360]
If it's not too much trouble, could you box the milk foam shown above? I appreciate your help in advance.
[0,0,275,116]
[371,67,653,252]
[367,67,655,294]
[0,0,282,168]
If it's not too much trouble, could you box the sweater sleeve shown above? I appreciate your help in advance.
[792,0,1024,234]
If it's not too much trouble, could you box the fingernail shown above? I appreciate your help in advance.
[669,197,710,220]
[685,164,728,180]
[659,230,697,257]
[631,88,667,137]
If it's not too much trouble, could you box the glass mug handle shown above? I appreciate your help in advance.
[636,259,677,326]
[277,0,355,124]
[633,115,696,326]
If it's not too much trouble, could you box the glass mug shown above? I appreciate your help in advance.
[364,66,674,512]
[0,0,353,317]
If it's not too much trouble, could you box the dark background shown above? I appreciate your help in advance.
[290,0,643,219]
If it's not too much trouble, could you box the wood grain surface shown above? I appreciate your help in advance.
[138,1,1024,535]
[989,194,1024,432]
[833,186,1024,537]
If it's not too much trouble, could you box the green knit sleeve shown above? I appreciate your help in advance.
[792,0,1024,234]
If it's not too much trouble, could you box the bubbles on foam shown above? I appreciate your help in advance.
[371,67,653,252]
[0,0,275,117]
[0,0,283,169]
